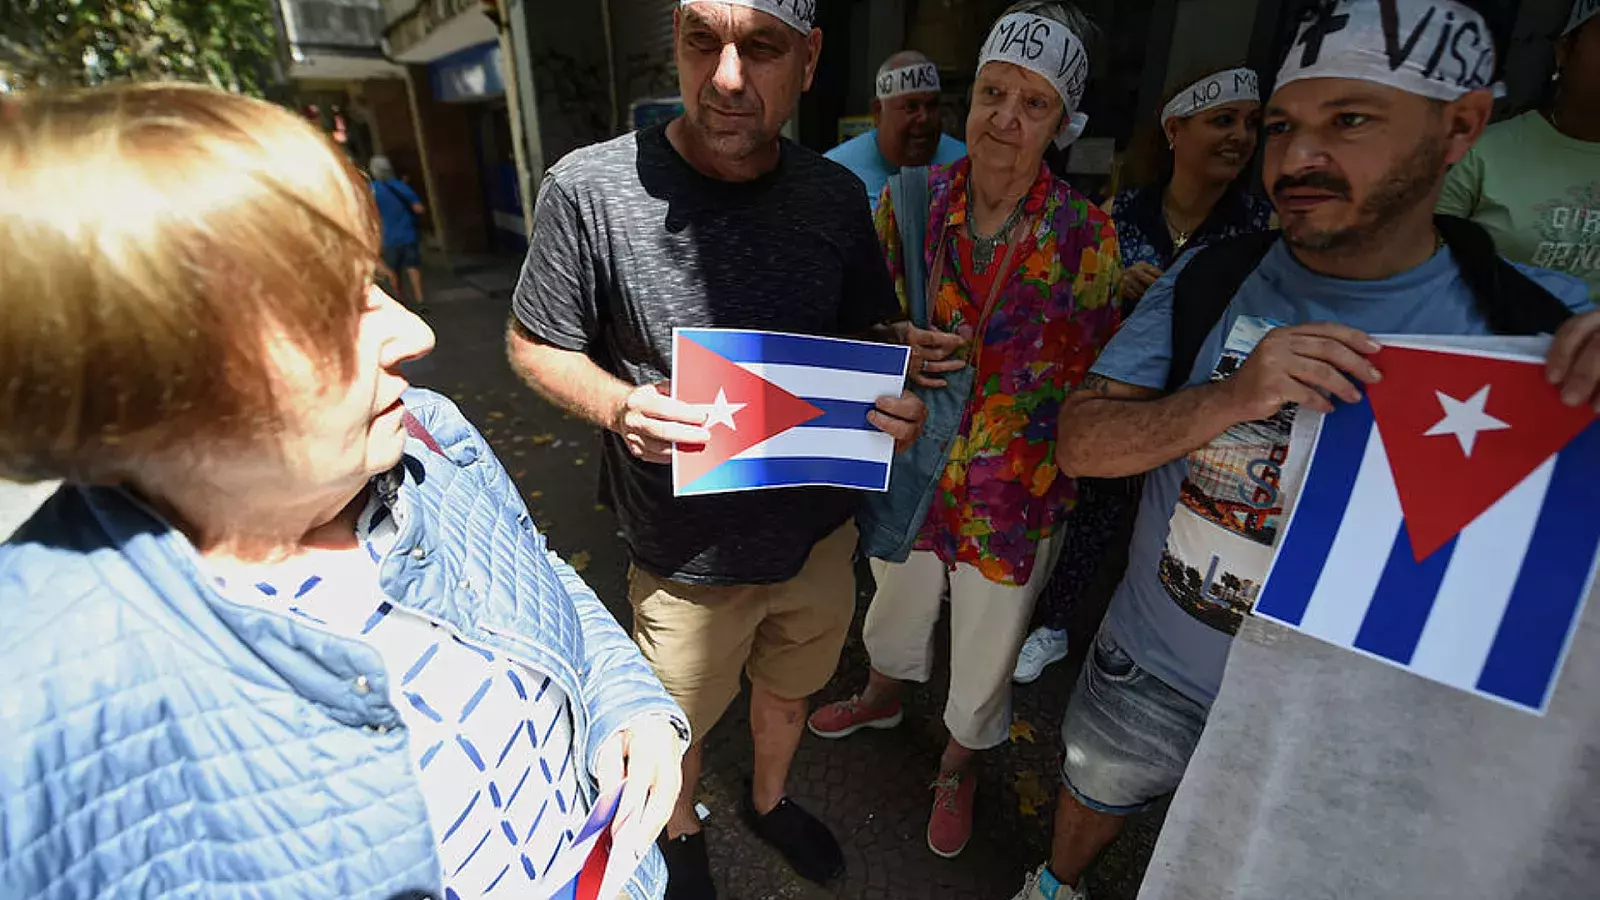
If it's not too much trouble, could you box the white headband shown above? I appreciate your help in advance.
[977,12,1092,148]
[1568,0,1599,35]
[876,62,942,100]
[680,0,814,34]
[1276,0,1498,102]
[1161,68,1260,122]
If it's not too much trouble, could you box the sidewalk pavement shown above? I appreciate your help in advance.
[410,257,1167,900]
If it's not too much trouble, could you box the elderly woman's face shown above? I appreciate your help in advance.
[263,286,435,490]
[967,62,1063,171]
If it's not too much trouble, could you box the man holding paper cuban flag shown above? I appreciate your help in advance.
[507,0,949,896]
[1008,2,1600,900]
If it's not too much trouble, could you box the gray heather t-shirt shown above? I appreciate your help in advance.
[1139,599,1600,900]
[512,124,898,585]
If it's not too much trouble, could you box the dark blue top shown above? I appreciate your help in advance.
[372,178,422,248]
[1111,182,1275,274]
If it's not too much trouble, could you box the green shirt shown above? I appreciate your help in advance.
[1438,111,1600,300]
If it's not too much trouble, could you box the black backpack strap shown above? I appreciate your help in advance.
[1435,215,1574,336]
[1165,231,1281,393]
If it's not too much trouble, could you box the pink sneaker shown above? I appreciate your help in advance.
[927,771,975,858]
[806,696,903,739]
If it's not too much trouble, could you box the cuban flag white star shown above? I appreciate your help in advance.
[1423,385,1510,457]
[704,387,746,432]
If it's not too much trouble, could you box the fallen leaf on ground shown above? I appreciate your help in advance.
[574,457,586,466]
[512,470,526,479]
[593,504,607,512]
[487,410,506,420]
[1010,718,1037,744]
[1015,769,1050,819]
[530,433,556,446]
[569,551,591,572]
[527,490,543,499]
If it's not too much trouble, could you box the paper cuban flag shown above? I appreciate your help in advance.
[541,782,632,900]
[1256,339,1600,714]
[671,328,911,497]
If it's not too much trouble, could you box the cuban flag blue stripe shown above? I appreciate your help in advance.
[683,329,907,376]
[1255,399,1375,625]
[1476,421,1600,709]
[802,397,878,431]
[1352,526,1456,664]
[685,457,889,493]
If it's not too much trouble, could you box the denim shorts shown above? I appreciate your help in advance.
[382,241,421,272]
[1058,626,1209,813]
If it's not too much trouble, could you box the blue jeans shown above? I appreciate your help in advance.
[1059,626,1208,813]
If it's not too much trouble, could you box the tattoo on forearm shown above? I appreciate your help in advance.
[1078,373,1112,394]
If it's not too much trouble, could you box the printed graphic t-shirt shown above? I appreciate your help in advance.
[513,124,900,585]
[1438,111,1600,301]
[1091,242,1591,705]
[824,129,968,209]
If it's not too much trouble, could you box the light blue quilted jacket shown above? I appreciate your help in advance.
[0,389,683,900]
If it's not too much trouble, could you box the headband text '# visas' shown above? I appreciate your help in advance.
[1277,0,1500,102]
[679,0,815,34]
[977,12,1091,147]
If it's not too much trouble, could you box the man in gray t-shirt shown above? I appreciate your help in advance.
[507,2,942,897]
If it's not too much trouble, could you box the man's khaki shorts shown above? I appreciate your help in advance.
[627,522,858,743]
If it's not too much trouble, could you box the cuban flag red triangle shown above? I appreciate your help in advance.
[672,331,825,491]
[1366,344,1598,561]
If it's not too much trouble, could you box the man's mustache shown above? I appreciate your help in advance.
[1273,171,1352,200]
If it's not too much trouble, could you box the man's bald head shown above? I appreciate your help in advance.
[872,50,943,167]
[878,50,933,80]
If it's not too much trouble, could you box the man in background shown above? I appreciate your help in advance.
[826,50,966,207]
[369,154,427,312]
[507,1,930,897]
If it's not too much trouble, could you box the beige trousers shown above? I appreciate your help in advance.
[864,534,1062,750]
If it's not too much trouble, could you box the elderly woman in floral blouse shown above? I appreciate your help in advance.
[809,0,1121,860]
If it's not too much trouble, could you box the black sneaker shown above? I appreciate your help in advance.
[659,831,717,900]
[742,787,845,884]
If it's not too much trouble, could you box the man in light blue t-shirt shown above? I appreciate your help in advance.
[1011,2,1600,900]
[824,50,965,209]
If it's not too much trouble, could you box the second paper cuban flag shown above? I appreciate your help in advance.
[671,328,911,497]
[1256,339,1600,714]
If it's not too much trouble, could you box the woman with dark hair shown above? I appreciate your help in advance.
[1012,64,1274,685]
[1439,0,1598,301]
[1112,66,1273,309]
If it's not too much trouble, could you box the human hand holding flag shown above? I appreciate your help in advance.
[613,382,710,465]
[1546,309,1600,412]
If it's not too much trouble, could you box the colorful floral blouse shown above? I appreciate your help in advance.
[875,159,1123,586]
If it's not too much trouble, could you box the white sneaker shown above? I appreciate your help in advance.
[1013,864,1088,900]
[1013,627,1070,683]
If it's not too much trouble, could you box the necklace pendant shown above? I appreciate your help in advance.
[973,239,995,273]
